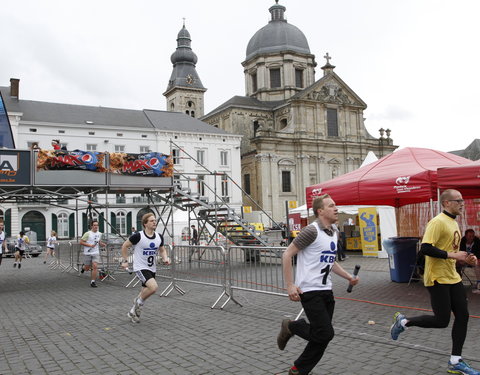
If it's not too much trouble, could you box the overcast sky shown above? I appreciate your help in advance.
[1,0,479,153]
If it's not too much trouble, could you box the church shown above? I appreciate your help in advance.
[196,1,397,221]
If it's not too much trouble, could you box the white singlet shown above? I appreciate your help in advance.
[295,221,338,293]
[131,231,163,273]
[82,231,102,255]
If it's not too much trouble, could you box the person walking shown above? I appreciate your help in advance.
[0,221,6,266]
[121,213,170,323]
[390,189,480,375]
[278,194,359,375]
[79,220,105,287]
[191,225,199,245]
[43,230,57,264]
[13,231,30,269]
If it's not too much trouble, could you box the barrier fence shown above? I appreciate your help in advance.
[47,243,291,309]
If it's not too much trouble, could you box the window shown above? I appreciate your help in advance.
[172,148,180,164]
[88,131,95,135]
[0,209,4,221]
[117,133,123,137]
[116,194,126,204]
[295,69,303,88]
[221,177,229,202]
[197,175,205,196]
[115,145,125,152]
[244,174,251,195]
[281,171,291,192]
[86,144,97,151]
[196,149,205,165]
[141,134,148,138]
[252,72,257,92]
[58,213,69,238]
[116,211,126,235]
[29,128,37,132]
[253,121,260,137]
[327,108,339,136]
[140,146,151,153]
[270,68,281,88]
[58,130,65,134]
[220,151,229,166]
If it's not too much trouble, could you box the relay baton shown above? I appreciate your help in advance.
[347,265,361,293]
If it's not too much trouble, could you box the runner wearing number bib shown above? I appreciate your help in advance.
[121,213,170,323]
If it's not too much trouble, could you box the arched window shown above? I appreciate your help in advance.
[170,102,175,111]
[0,209,3,221]
[116,211,127,235]
[58,213,69,238]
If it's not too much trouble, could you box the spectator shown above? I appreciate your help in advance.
[191,225,199,245]
[0,221,6,266]
[460,229,480,293]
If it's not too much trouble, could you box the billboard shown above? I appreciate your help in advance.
[0,150,31,185]
[0,91,15,148]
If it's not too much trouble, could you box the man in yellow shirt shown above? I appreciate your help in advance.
[390,189,479,375]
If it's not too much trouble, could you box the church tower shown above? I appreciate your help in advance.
[164,22,206,118]
[242,0,317,101]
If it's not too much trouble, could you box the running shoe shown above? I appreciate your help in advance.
[90,281,97,288]
[390,312,405,340]
[18,263,21,269]
[277,319,293,350]
[288,368,299,375]
[448,359,480,375]
[13,263,16,268]
[80,264,85,274]
[127,311,139,323]
[133,298,143,319]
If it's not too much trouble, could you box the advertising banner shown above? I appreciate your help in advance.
[0,91,15,148]
[0,150,30,185]
[358,207,379,257]
[36,150,106,172]
[109,152,173,177]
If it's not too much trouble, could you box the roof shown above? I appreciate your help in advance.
[449,139,480,161]
[0,86,231,135]
[203,95,285,118]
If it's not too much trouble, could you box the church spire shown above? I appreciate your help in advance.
[163,21,206,117]
[321,52,336,76]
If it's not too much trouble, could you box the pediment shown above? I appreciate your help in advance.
[295,72,367,108]
[327,157,341,165]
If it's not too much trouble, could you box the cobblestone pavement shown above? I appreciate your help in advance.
[0,254,479,375]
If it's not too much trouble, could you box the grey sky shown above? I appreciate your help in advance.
[1,0,479,153]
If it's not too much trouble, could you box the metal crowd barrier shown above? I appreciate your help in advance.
[159,245,228,308]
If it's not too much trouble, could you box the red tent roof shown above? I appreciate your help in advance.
[306,147,472,208]
[437,160,480,199]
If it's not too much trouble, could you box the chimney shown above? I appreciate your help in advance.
[10,78,20,99]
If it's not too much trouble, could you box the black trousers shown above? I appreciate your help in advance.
[406,281,469,356]
[289,290,335,375]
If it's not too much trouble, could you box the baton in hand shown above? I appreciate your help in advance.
[347,264,361,293]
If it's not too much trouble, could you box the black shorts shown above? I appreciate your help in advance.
[15,248,25,256]
[135,269,156,287]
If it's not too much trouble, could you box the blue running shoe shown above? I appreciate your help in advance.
[390,312,405,340]
[448,359,480,375]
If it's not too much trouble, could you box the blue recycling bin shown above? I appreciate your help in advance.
[383,237,420,283]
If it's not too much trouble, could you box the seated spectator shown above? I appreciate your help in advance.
[460,229,480,294]
[51,139,61,150]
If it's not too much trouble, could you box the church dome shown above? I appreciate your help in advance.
[245,1,310,61]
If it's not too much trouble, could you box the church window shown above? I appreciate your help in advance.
[270,68,281,88]
[327,108,339,136]
[244,174,251,195]
[295,69,303,88]
[186,110,190,115]
[170,103,175,111]
[279,119,288,130]
[252,73,258,92]
[191,111,195,118]
[253,121,260,137]
[188,101,194,108]
[281,171,291,192]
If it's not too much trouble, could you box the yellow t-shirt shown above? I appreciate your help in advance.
[421,212,462,286]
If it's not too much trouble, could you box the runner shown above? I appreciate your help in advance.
[43,230,57,264]
[79,220,105,287]
[14,231,30,269]
[0,221,6,266]
[390,189,480,375]
[121,213,170,323]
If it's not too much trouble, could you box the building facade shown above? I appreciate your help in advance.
[201,1,397,221]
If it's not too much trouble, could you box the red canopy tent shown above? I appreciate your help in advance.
[437,160,480,199]
[306,147,472,209]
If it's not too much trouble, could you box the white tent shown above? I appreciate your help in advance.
[359,150,378,168]
[289,204,396,258]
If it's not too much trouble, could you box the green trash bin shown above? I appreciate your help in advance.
[383,237,420,283]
